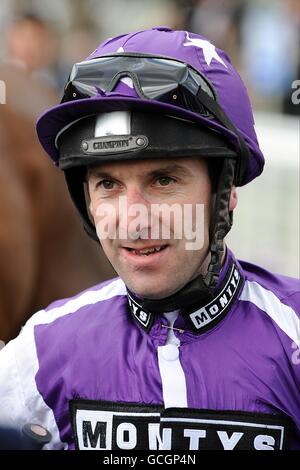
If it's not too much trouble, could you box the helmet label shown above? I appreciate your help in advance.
[81,135,148,155]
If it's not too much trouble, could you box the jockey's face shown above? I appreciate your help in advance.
[87,157,212,299]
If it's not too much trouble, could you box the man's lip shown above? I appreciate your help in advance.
[120,244,169,266]
[122,243,169,250]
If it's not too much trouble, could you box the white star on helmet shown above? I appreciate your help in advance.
[183,32,227,68]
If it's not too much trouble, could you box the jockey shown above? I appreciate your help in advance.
[0,27,299,450]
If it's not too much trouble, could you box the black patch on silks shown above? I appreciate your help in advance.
[183,258,244,334]
[69,400,294,450]
[127,259,244,335]
[127,292,154,332]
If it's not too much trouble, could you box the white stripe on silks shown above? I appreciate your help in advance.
[157,346,188,408]
[239,280,300,347]
[157,312,187,409]
[11,322,65,450]
[26,278,127,328]
[6,278,127,449]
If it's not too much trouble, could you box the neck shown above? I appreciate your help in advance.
[127,251,244,335]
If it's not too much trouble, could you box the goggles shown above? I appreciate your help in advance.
[61,53,217,118]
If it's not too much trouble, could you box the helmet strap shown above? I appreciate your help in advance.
[204,158,236,289]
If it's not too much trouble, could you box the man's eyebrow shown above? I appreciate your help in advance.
[86,163,193,180]
[87,168,114,179]
[147,164,192,177]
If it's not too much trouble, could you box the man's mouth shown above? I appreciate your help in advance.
[124,245,168,256]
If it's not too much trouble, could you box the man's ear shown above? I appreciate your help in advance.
[229,186,238,211]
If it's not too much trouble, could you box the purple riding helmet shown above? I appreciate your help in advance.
[36,27,265,311]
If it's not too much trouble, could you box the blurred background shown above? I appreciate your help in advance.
[0,0,299,339]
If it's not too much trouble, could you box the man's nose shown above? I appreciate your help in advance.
[119,185,152,240]
[126,185,150,207]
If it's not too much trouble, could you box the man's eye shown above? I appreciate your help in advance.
[157,176,176,186]
[98,179,115,190]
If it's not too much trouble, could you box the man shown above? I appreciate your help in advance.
[0,27,299,450]
[4,12,57,89]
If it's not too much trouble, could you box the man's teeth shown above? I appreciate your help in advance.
[130,246,164,255]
